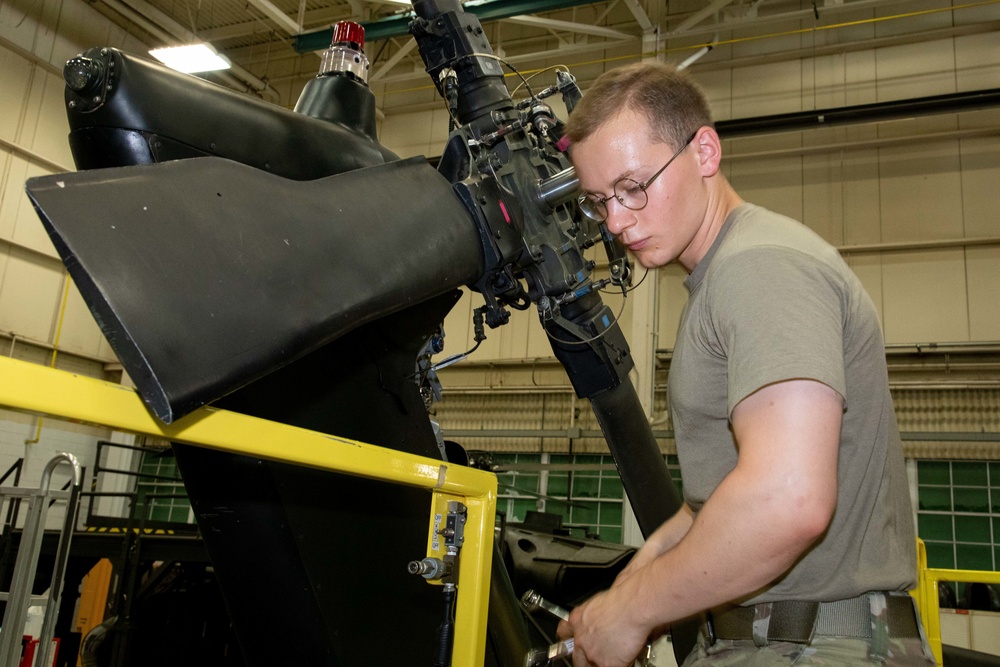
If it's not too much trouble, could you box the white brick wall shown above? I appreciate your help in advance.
[0,407,111,531]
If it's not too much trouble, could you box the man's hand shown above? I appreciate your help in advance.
[556,587,650,667]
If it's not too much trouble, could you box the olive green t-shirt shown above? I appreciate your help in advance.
[669,203,916,603]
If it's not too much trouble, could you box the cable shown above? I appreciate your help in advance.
[599,265,649,296]
[452,51,535,98]
[510,64,570,99]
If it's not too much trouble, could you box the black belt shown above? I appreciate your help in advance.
[708,593,920,645]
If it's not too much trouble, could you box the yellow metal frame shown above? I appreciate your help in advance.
[912,538,1000,665]
[0,356,497,667]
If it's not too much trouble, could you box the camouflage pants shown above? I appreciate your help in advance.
[681,635,936,667]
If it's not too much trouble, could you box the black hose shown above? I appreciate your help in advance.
[433,585,457,667]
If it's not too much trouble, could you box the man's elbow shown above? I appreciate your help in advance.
[785,486,836,547]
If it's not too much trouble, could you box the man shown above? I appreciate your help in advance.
[557,62,932,667]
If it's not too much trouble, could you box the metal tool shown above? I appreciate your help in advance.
[639,640,655,667]
[520,589,657,666]
[523,637,574,667]
[521,590,573,666]
[520,589,570,621]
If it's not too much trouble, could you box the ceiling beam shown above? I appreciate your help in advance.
[371,37,418,81]
[244,0,301,35]
[107,0,279,99]
[620,0,652,32]
[294,0,610,52]
[503,14,634,40]
[668,0,735,34]
[664,0,927,41]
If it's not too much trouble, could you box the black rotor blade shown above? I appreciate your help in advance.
[26,156,484,423]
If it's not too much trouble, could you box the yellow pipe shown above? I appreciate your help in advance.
[0,356,497,666]
[912,536,1000,665]
[925,567,1000,665]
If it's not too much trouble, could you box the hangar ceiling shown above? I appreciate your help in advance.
[86,0,1000,110]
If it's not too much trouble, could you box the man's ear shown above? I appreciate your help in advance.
[693,127,723,177]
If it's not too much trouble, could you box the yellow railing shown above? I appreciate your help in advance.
[913,538,1000,665]
[0,356,497,667]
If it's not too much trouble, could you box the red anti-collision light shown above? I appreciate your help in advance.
[332,21,365,51]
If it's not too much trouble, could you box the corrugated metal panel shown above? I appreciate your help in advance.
[892,388,1000,433]
[435,387,999,457]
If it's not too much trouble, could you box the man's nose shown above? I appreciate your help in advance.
[604,199,635,236]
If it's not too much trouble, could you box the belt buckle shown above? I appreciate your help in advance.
[705,612,717,646]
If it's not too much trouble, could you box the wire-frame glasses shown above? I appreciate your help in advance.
[578,131,698,223]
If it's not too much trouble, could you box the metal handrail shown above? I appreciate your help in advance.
[0,459,23,487]
[0,452,83,667]
[912,539,1000,665]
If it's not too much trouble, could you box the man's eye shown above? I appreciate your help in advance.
[618,180,643,195]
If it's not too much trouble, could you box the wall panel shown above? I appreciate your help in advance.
[844,48,878,106]
[441,287,474,352]
[498,300,533,359]
[874,34,957,101]
[697,68,733,122]
[2,156,60,256]
[730,59,804,117]
[882,249,970,343]
[58,280,113,359]
[876,0,955,38]
[728,151,805,223]
[810,52,850,108]
[0,49,32,143]
[0,246,64,341]
[839,142,883,245]
[802,146,847,245]
[24,70,73,165]
[960,126,1000,237]
[955,31,1000,89]
[845,254,886,326]
[525,306,553,359]
[878,135,964,243]
[967,247,1000,341]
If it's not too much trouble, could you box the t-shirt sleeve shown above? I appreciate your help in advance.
[708,245,848,417]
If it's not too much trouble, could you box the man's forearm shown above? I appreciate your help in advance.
[617,463,833,632]
[615,504,694,584]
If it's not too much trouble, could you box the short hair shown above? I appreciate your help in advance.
[565,61,714,150]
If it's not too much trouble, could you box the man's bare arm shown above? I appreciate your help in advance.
[559,379,842,666]
[614,504,694,584]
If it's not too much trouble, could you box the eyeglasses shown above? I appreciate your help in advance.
[578,131,698,223]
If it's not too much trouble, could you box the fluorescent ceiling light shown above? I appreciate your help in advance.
[149,44,231,73]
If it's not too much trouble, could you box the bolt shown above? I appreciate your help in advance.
[68,101,76,109]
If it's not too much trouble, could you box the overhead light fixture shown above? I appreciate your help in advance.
[149,43,231,74]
